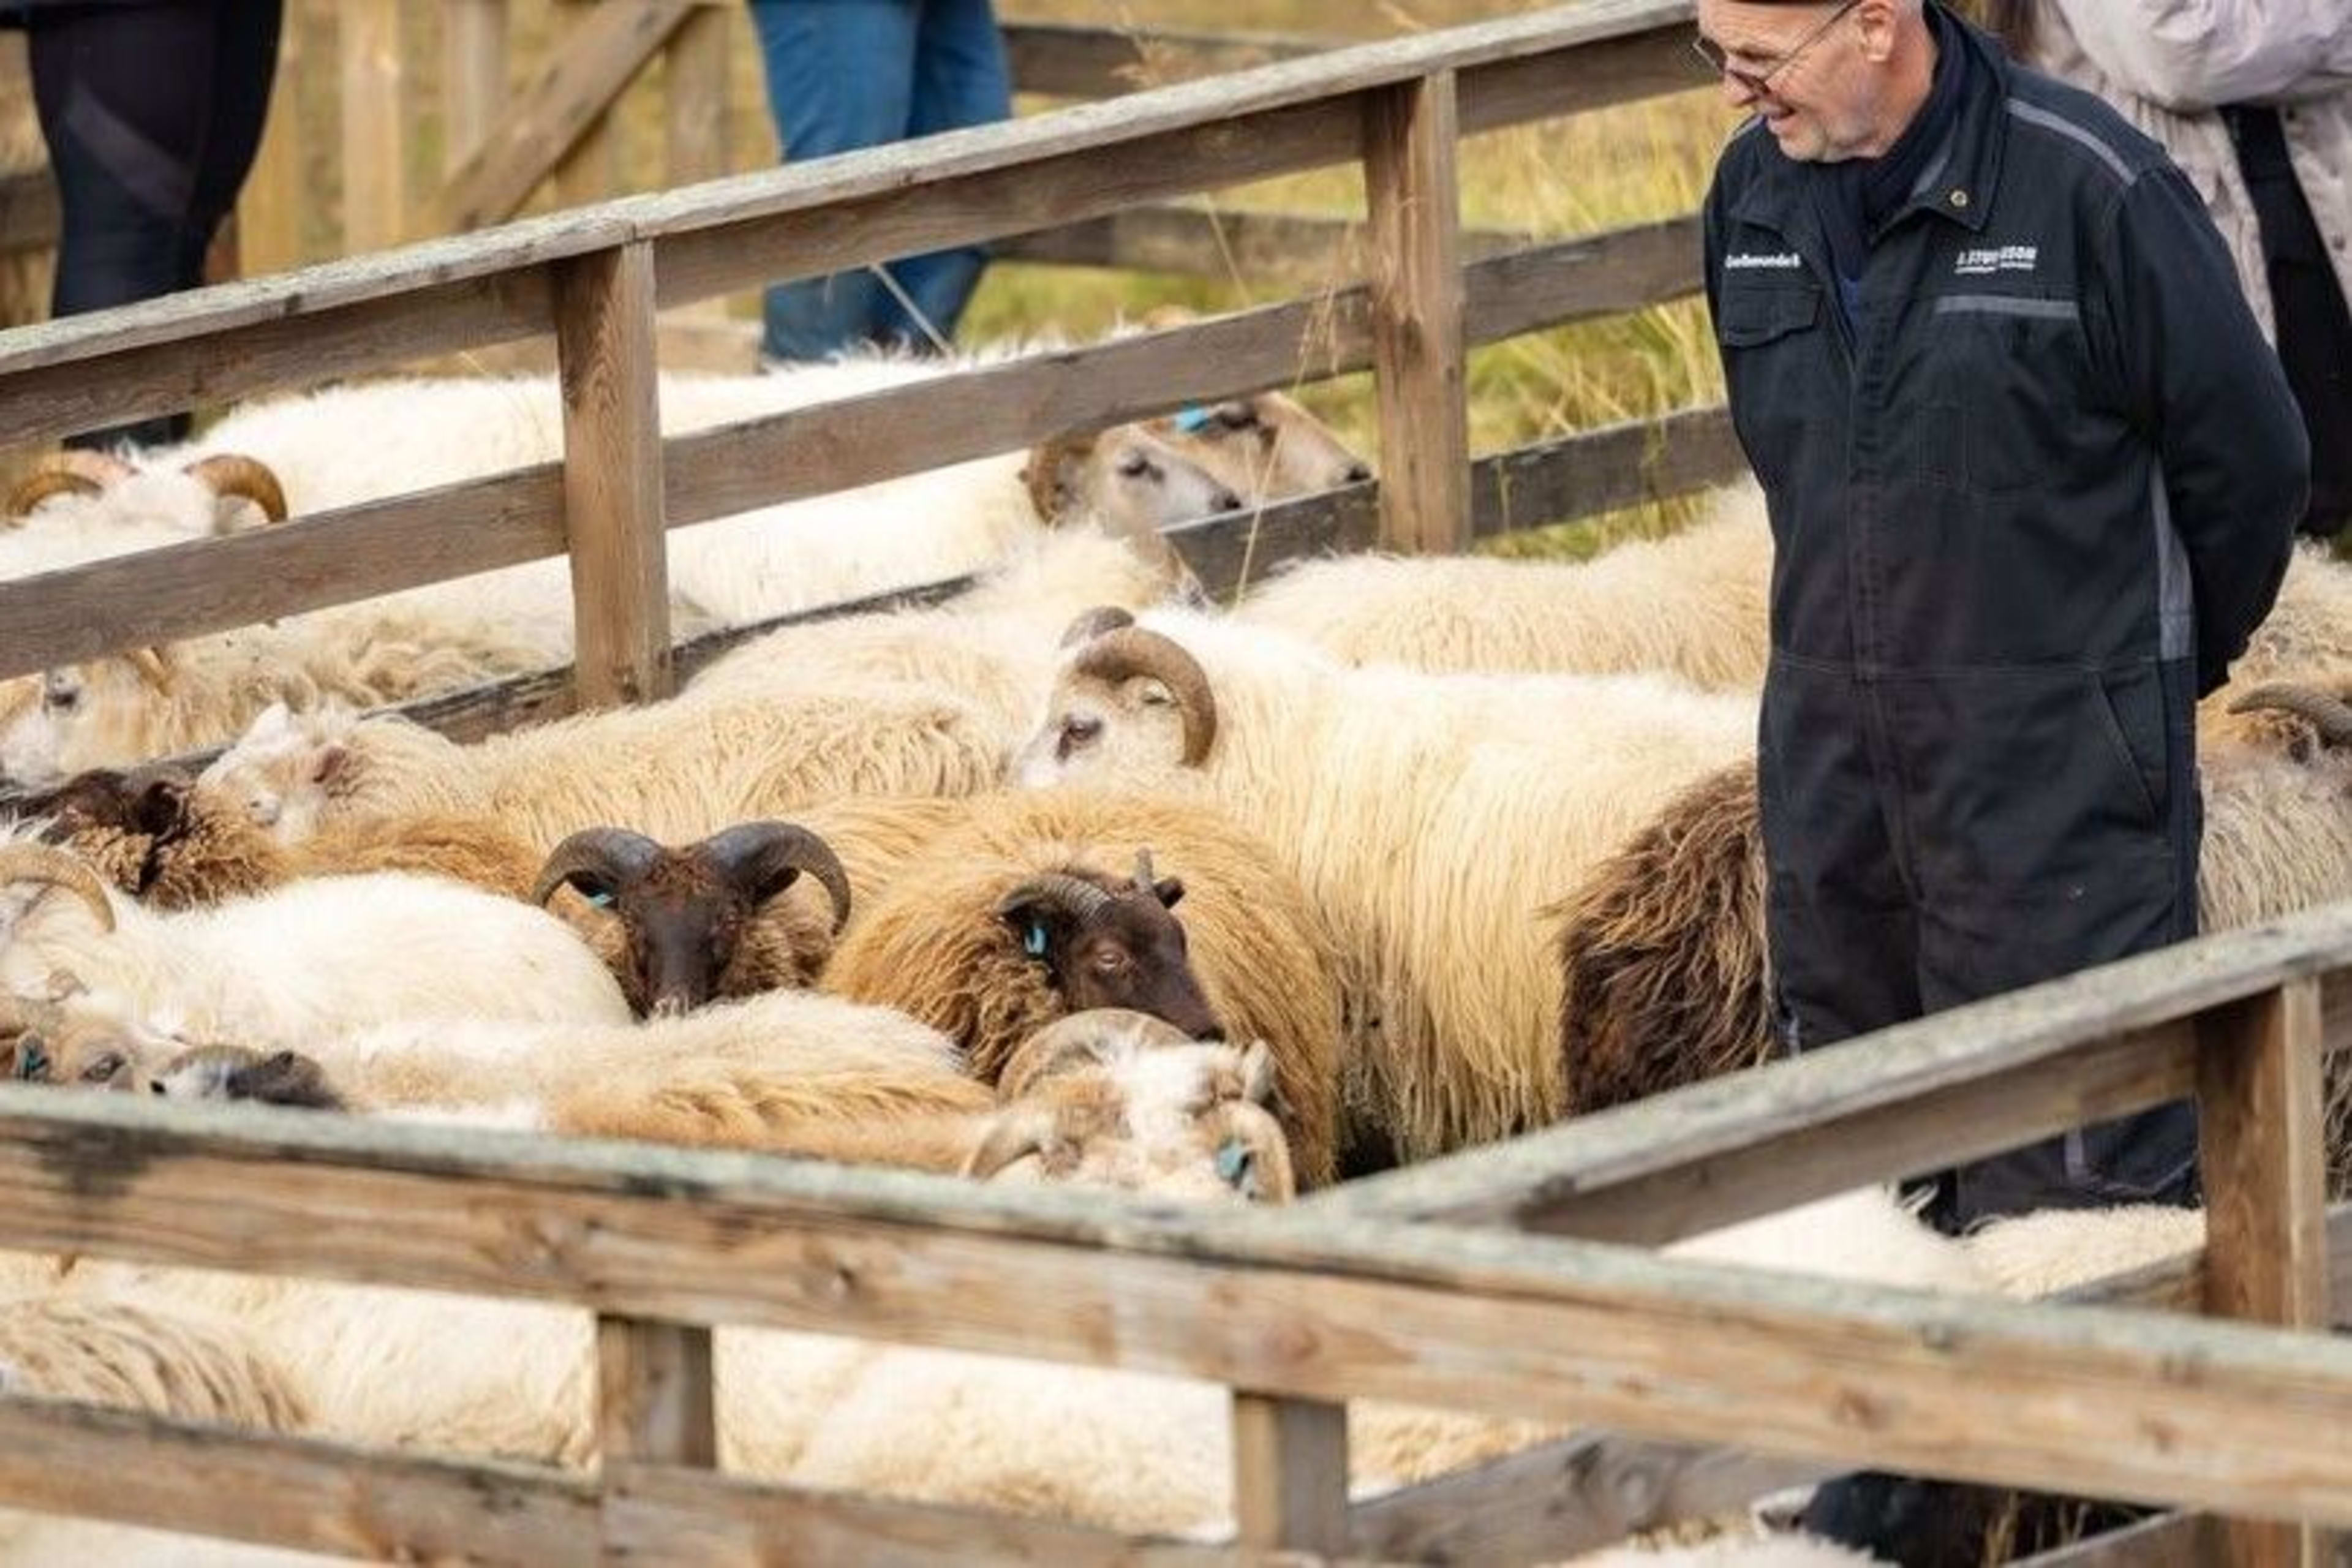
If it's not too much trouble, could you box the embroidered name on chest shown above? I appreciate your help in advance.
[1954,244,2039,276]
[1725,251,1803,271]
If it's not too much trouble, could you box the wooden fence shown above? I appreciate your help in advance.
[0,1,2344,1558]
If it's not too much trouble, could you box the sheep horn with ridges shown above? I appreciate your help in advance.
[2226,682,2352,749]
[1130,848,1157,895]
[702,821,854,933]
[1058,605,1136,649]
[531,827,665,907]
[0,845,118,933]
[6,451,137,521]
[180,453,290,524]
[993,871,1117,929]
[1068,627,1218,765]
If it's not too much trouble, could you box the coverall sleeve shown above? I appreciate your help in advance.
[2048,0,2352,111]
[2088,164,2309,693]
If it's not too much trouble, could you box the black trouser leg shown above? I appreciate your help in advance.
[28,0,283,449]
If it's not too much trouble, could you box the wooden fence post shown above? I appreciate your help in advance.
[2198,976,2329,1567]
[598,1316,717,1467]
[238,21,306,275]
[339,0,406,253]
[553,241,673,709]
[1362,69,1469,556]
[444,0,512,179]
[663,6,733,190]
[1232,1392,1348,1555]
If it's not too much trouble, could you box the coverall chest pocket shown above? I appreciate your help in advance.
[1926,293,2089,496]
[1715,285,1827,492]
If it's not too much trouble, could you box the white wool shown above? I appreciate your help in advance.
[1961,1204,2206,1300]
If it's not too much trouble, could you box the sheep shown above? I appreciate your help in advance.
[0,837,631,1053]
[1147,390,1375,502]
[1550,687,2352,1130]
[820,788,1348,1187]
[192,673,1012,854]
[1235,481,1773,685]
[1014,610,1758,1161]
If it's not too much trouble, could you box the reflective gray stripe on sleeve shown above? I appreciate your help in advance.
[1932,295,2079,322]
[2151,463,2193,662]
[2005,99,2135,187]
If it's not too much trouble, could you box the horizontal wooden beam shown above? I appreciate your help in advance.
[1002,20,1328,99]
[1311,914,2352,1242]
[997,203,1548,282]
[0,224,1702,678]
[0,0,1696,443]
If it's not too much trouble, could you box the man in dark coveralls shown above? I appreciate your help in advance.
[1695,0,2309,1234]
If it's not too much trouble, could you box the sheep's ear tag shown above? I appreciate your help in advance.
[584,889,616,910]
[1022,921,1049,958]
[1215,1139,1248,1184]
[1170,405,1213,434]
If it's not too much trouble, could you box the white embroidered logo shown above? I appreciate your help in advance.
[1725,251,1803,271]
[1954,243,2039,276]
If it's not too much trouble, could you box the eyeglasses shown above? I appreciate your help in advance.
[1691,0,1863,97]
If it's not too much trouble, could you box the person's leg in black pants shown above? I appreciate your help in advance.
[27,0,282,449]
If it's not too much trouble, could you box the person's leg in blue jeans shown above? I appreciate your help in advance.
[747,0,920,363]
[872,0,1011,350]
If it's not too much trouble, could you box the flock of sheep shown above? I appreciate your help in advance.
[0,345,2345,1564]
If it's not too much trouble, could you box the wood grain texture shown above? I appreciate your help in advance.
[444,0,513,176]
[598,1316,716,1468]
[998,203,1544,284]
[662,6,733,190]
[1232,1395,1348,1555]
[236,21,305,274]
[0,167,59,256]
[1363,72,1469,555]
[1002,21,1327,99]
[2198,978,2331,1568]
[340,0,407,254]
[440,0,694,232]
[552,241,671,706]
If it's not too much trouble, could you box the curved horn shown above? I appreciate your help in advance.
[1020,429,1096,523]
[993,871,1117,932]
[961,1107,1053,1182]
[5,451,133,521]
[0,845,117,933]
[1130,848,1156,894]
[1058,605,1136,650]
[181,454,289,524]
[2227,682,2352,749]
[702,821,853,933]
[531,827,664,908]
[1000,1007,1195,1101]
[1070,627,1218,766]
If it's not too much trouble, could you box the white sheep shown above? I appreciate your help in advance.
[1014,609,1758,1159]
[0,837,630,1050]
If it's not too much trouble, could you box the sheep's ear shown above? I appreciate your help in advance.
[132,776,191,839]
[309,744,350,790]
[1152,876,1185,910]
[1239,1041,1280,1109]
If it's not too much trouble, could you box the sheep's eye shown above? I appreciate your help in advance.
[42,685,77,714]
[80,1052,124,1085]
[1114,450,1158,481]
[1212,403,1261,432]
[1091,948,1129,974]
[1057,714,1103,762]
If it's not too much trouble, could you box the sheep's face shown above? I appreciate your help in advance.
[0,993,187,1092]
[973,1035,1294,1203]
[1025,426,1243,540]
[1015,673,1189,789]
[0,657,184,789]
[996,869,1224,1041]
[197,701,354,845]
[1155,394,1372,500]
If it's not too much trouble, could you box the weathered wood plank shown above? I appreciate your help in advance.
[663,6,733,190]
[1003,20,1328,99]
[1314,911,2352,1239]
[445,0,513,175]
[598,1316,716,1468]
[998,203,1545,282]
[601,1458,1254,1566]
[2010,1511,2215,1568]
[1463,214,1703,344]
[552,243,671,706]
[1363,71,1469,555]
[2198,978,2331,1568]
[236,19,306,275]
[341,0,407,253]
[0,167,59,257]
[440,0,695,232]
[1232,1395,1348,1555]
[0,1394,596,1565]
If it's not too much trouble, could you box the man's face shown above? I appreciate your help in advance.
[1694,0,1874,164]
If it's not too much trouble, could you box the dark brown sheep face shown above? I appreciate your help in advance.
[620,852,750,1018]
[995,870,1224,1041]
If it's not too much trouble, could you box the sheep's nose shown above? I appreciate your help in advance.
[1341,462,1373,485]
[1211,489,1243,514]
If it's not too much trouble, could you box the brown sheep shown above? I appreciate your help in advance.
[819,789,1346,1187]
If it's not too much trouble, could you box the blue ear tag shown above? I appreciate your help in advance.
[1215,1140,1248,1184]
[585,890,616,910]
[1170,405,1213,434]
[1023,921,1048,957]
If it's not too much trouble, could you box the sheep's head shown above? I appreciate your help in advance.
[992,850,1223,1041]
[1015,624,1218,788]
[1023,424,1242,538]
[0,989,188,1093]
[1152,393,1373,501]
[0,840,119,965]
[144,1044,345,1109]
[24,763,196,898]
[965,1008,1292,1202]
[535,821,854,1017]
[197,701,360,845]
[2221,681,2352,763]
[2,450,287,533]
